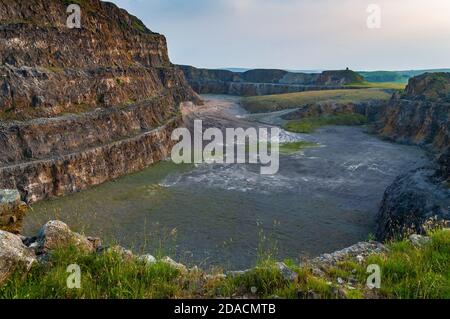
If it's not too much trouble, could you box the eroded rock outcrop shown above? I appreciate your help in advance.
[178,65,365,96]
[376,73,449,153]
[0,0,199,202]
[35,220,97,254]
[0,189,27,233]
[375,73,450,240]
[376,168,450,240]
[0,0,198,119]
[0,230,36,285]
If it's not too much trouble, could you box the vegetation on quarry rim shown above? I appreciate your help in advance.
[241,88,392,113]
[1,229,449,299]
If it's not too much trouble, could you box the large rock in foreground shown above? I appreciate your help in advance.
[0,189,27,234]
[0,230,36,285]
[376,168,450,241]
[374,73,450,240]
[35,221,97,254]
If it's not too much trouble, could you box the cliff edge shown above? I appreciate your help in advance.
[0,0,198,202]
[376,73,450,240]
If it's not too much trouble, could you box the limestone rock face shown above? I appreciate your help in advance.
[403,73,450,102]
[376,74,449,153]
[376,169,450,241]
[375,73,450,240]
[0,0,198,119]
[376,99,449,152]
[0,0,199,202]
[0,230,36,285]
[36,221,95,253]
[0,189,27,234]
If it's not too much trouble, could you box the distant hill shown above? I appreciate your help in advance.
[355,69,450,83]
[218,68,450,83]
[178,65,365,96]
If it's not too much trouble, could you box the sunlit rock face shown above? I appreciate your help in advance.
[376,73,449,153]
[0,0,199,202]
[0,0,198,119]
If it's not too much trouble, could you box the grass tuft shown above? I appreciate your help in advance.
[283,114,368,133]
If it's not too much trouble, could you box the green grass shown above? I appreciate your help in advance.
[241,89,392,113]
[283,113,368,133]
[44,66,65,74]
[2,230,449,299]
[279,141,319,154]
[345,81,407,90]
[0,246,184,299]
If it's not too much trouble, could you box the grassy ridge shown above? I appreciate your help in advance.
[242,88,392,113]
[283,114,368,134]
[1,230,449,299]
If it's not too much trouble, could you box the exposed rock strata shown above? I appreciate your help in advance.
[0,0,199,202]
[0,119,179,203]
[375,74,450,240]
[0,95,179,166]
[376,98,449,153]
[0,0,198,119]
[178,65,365,96]
[376,168,450,240]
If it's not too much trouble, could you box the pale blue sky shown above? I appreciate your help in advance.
[109,0,450,71]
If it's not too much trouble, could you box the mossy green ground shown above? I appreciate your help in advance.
[1,230,449,299]
[241,88,392,113]
[279,141,319,154]
[345,82,406,90]
[283,114,368,133]
[245,141,319,156]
